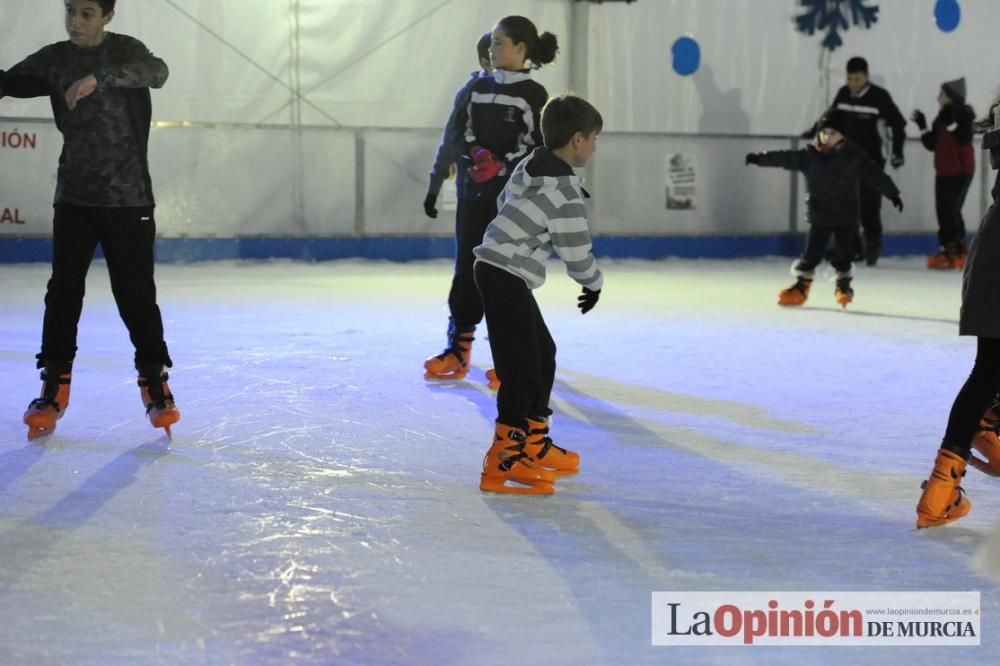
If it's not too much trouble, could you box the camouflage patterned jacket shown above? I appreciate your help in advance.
[0,33,168,207]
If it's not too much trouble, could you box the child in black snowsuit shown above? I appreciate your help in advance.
[746,110,903,308]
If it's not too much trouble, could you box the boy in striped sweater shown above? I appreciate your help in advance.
[473,94,604,495]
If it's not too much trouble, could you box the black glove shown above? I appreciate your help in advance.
[889,194,903,212]
[423,192,438,219]
[911,109,927,131]
[890,154,904,169]
[577,287,600,314]
[745,153,761,166]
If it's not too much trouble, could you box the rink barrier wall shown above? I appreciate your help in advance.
[1,117,991,262]
[0,233,948,264]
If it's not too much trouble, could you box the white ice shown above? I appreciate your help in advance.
[1,257,999,664]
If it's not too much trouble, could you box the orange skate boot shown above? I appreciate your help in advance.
[138,365,180,437]
[424,319,474,380]
[23,366,72,441]
[524,416,579,476]
[928,243,967,270]
[916,448,971,528]
[927,248,952,269]
[971,400,1000,476]
[485,368,501,390]
[480,422,556,495]
[834,276,854,309]
[778,277,812,307]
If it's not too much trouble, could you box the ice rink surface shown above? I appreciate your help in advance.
[2,256,1000,664]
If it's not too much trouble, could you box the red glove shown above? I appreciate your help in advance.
[468,147,507,183]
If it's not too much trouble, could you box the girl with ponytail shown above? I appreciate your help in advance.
[422,16,558,386]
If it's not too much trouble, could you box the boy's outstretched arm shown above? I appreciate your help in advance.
[745,149,807,171]
[0,48,54,99]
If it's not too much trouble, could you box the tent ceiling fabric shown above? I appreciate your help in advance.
[3,1,999,132]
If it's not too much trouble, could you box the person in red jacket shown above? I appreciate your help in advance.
[912,77,976,269]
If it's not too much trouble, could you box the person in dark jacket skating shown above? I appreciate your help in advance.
[748,110,903,308]
[915,99,1000,529]
[422,16,556,387]
[912,77,976,270]
[422,32,492,219]
[0,0,179,439]
[805,57,907,265]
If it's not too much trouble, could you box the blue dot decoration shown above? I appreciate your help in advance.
[934,0,961,33]
[671,36,701,76]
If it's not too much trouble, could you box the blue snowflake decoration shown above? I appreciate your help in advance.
[796,0,880,51]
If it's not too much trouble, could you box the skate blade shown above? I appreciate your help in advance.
[479,476,555,495]
[26,425,56,441]
[917,501,971,529]
[423,371,469,381]
[917,513,967,529]
[549,467,579,477]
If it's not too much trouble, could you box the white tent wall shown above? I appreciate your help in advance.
[585,0,1000,135]
[0,0,997,257]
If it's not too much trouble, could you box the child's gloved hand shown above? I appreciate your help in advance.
[890,153,905,169]
[468,148,507,183]
[423,192,438,219]
[745,153,761,166]
[890,194,904,212]
[577,287,600,314]
[911,109,927,131]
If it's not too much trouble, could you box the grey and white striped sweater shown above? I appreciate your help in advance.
[473,148,603,291]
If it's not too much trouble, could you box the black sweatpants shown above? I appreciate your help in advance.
[448,191,502,329]
[858,180,884,257]
[795,225,856,276]
[39,204,172,370]
[474,262,555,429]
[935,174,974,248]
[942,337,1000,457]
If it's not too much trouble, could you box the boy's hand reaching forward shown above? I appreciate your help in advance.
[65,74,97,110]
[577,287,600,314]
[889,194,904,212]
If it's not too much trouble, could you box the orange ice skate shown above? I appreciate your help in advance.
[424,321,474,380]
[524,417,579,476]
[834,276,853,309]
[916,448,971,528]
[971,401,1000,476]
[23,368,71,441]
[480,422,556,495]
[485,368,501,390]
[138,366,180,437]
[778,277,812,307]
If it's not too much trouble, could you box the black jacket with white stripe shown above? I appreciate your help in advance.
[810,83,907,165]
[450,68,548,199]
